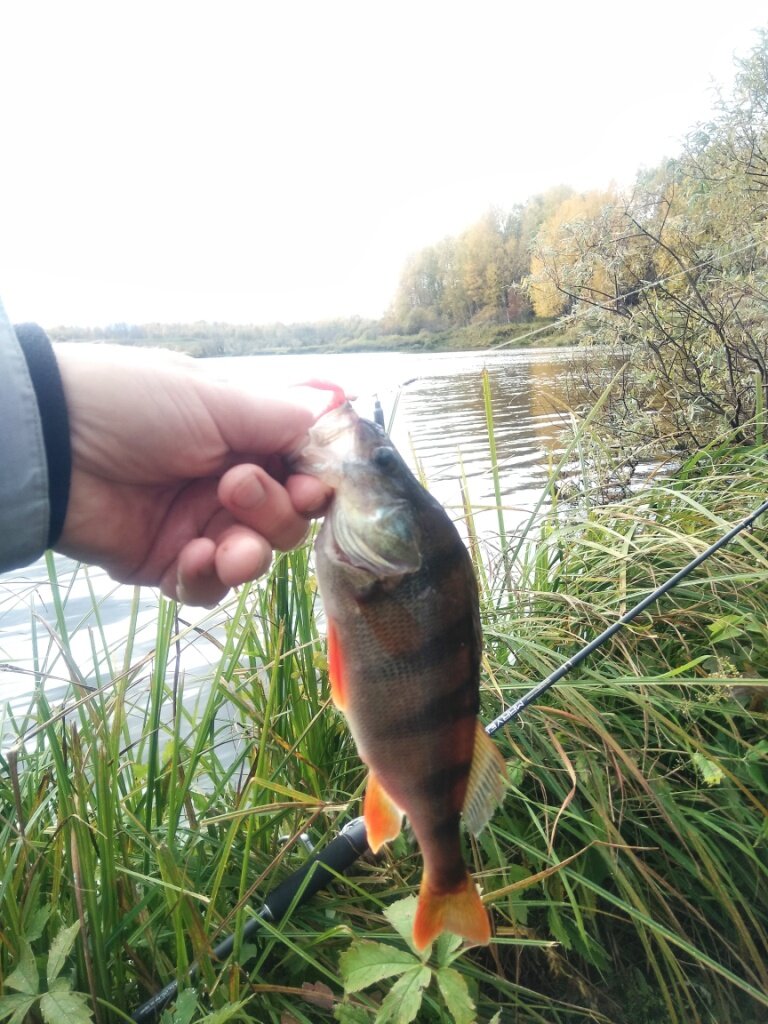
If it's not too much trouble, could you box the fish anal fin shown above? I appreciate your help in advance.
[462,721,507,836]
[326,618,347,711]
[412,869,491,952]
[363,772,403,854]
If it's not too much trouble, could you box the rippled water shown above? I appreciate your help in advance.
[0,346,580,728]
[209,346,578,522]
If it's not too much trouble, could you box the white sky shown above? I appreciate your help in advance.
[1,1,766,327]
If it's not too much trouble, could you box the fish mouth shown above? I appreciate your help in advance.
[285,441,342,481]
[286,402,358,479]
[284,444,321,476]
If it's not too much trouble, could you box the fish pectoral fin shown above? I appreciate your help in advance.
[462,721,507,836]
[363,772,403,854]
[412,869,491,952]
[326,618,347,711]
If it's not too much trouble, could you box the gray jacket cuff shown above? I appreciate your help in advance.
[0,300,50,571]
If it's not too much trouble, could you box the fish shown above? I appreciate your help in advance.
[291,401,506,951]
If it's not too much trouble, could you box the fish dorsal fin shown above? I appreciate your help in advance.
[363,771,403,853]
[462,722,507,836]
[326,618,347,711]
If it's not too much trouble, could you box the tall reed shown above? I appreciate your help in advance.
[0,417,766,1023]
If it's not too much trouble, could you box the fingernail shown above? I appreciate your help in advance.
[177,564,219,608]
[234,473,266,510]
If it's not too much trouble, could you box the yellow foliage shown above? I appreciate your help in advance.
[529,188,620,317]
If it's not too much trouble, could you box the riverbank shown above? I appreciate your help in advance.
[48,317,576,357]
[328,318,576,354]
[0,424,766,1023]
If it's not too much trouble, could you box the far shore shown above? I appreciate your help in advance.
[48,317,576,358]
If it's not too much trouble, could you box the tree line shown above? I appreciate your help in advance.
[49,317,383,357]
[382,187,574,332]
[50,28,768,458]
[386,29,768,458]
[534,30,768,457]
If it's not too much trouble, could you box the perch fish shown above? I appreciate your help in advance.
[292,401,506,950]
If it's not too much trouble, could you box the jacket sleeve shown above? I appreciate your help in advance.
[0,300,71,572]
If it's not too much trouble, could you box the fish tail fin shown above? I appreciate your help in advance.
[412,870,491,952]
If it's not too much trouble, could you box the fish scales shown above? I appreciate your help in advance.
[317,513,480,891]
[290,401,506,950]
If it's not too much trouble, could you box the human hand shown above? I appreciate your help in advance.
[53,344,342,606]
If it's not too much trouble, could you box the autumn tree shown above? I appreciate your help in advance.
[386,197,570,332]
[534,32,768,457]
[528,188,626,317]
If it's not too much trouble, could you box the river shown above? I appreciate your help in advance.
[0,346,581,740]
[208,346,579,516]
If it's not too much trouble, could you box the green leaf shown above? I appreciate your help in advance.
[47,921,81,986]
[434,930,462,967]
[5,940,39,996]
[383,896,418,949]
[547,906,573,950]
[436,967,476,1024]
[375,966,431,1024]
[692,752,724,787]
[40,980,94,1024]
[333,1005,371,1024]
[745,739,768,763]
[340,941,419,994]
[199,1001,249,1023]
[25,904,52,942]
[0,993,39,1024]
[708,614,745,642]
[171,989,197,1024]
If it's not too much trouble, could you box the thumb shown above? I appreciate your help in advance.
[208,382,347,455]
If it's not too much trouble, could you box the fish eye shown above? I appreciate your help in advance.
[373,445,397,470]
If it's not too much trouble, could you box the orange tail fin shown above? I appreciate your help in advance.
[412,870,490,952]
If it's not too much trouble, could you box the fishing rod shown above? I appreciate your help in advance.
[486,493,768,735]
[131,493,768,1021]
[131,818,369,1023]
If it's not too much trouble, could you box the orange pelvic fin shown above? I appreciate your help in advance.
[363,772,403,854]
[462,721,507,836]
[326,618,347,711]
[412,869,491,952]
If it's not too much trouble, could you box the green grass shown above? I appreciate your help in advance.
[1,419,767,1023]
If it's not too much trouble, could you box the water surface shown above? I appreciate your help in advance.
[209,346,578,517]
[0,346,579,732]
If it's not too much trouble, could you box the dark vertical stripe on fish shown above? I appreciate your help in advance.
[420,762,473,797]
[373,683,478,738]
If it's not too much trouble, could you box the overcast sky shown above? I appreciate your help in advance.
[1,1,766,327]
